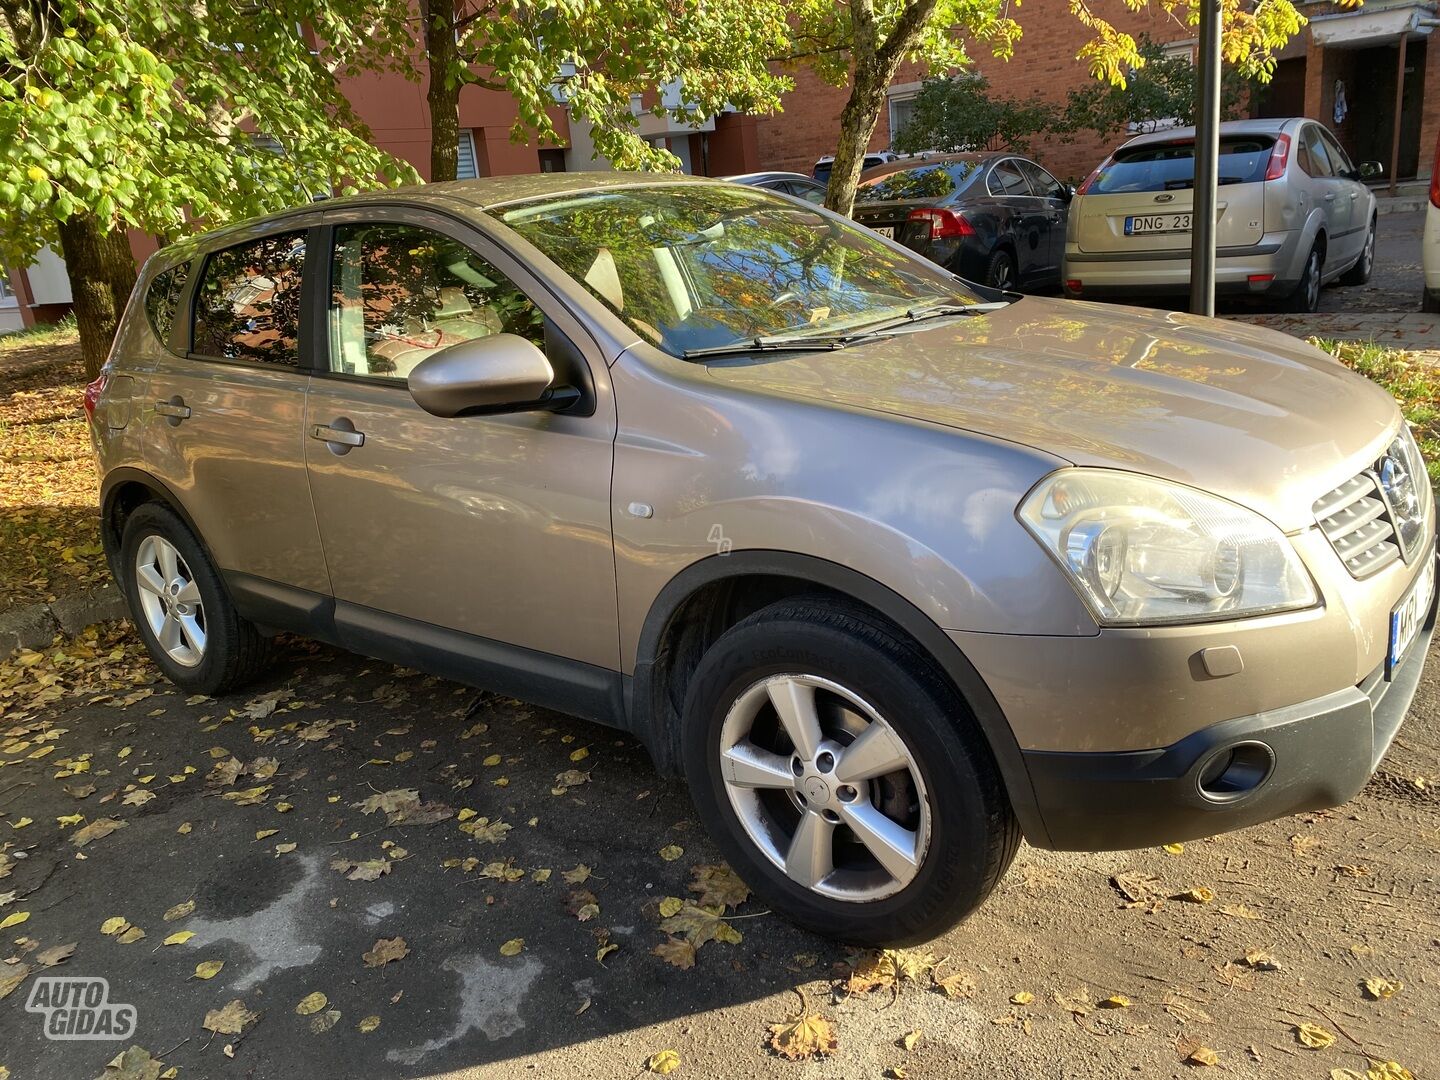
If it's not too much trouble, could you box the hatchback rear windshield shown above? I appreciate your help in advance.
[1089,135,1276,194]
[855,161,983,203]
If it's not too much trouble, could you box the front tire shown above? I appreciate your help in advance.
[120,503,272,695]
[681,599,1018,945]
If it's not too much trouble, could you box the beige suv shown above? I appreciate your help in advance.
[88,174,1435,944]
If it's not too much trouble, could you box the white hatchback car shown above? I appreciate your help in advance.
[1065,118,1382,312]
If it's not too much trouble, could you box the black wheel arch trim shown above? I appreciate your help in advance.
[629,549,1051,846]
[100,468,219,579]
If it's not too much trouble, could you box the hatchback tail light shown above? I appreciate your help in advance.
[84,373,107,424]
[1264,133,1291,182]
[1430,133,1439,208]
[906,208,974,239]
[1076,160,1109,195]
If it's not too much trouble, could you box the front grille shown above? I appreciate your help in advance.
[1313,471,1402,578]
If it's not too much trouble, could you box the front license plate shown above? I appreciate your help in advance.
[872,226,895,239]
[1125,213,1192,235]
[1389,552,1435,670]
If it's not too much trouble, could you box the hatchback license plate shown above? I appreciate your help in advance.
[1389,553,1435,670]
[872,226,895,239]
[1125,213,1191,235]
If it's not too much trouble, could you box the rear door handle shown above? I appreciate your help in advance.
[310,422,365,449]
[1324,193,1336,201]
[154,398,191,423]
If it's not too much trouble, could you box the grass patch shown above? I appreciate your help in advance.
[0,325,107,611]
[1310,337,1440,491]
[0,314,78,353]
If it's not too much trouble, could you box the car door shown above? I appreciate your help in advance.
[1016,159,1069,285]
[135,220,330,597]
[1317,126,1368,264]
[985,158,1049,286]
[1298,124,1353,268]
[302,206,620,672]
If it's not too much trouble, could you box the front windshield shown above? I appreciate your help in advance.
[499,184,983,357]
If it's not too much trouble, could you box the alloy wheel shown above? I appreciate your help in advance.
[990,256,1014,291]
[717,673,931,902]
[134,535,207,667]
[1304,253,1321,311]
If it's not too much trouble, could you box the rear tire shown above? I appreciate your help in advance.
[1424,288,1440,314]
[681,599,1019,945]
[120,503,272,695]
[1339,218,1375,286]
[984,248,1016,291]
[1283,245,1322,312]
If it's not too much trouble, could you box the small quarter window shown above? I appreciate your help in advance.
[192,231,307,365]
[145,262,190,345]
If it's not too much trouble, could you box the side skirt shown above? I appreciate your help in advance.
[224,572,629,731]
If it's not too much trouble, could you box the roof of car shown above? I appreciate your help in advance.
[858,152,999,182]
[153,172,722,263]
[1119,117,1297,149]
[723,171,819,185]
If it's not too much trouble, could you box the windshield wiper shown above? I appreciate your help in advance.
[681,334,860,359]
[841,301,1009,339]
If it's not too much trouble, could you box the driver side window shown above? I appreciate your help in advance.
[328,223,545,380]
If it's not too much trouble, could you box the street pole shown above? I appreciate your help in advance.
[1189,0,1222,316]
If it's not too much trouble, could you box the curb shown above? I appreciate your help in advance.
[0,582,129,657]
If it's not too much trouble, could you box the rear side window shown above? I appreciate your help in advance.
[987,159,1033,196]
[1089,136,1276,194]
[856,161,983,202]
[191,232,306,366]
[144,262,189,345]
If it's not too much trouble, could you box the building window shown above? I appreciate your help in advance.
[538,148,567,173]
[888,95,919,147]
[456,130,479,180]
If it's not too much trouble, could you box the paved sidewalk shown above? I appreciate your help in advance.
[1225,310,1440,357]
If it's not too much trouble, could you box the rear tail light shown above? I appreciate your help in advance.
[906,208,974,239]
[1076,160,1109,195]
[1264,133,1291,182]
[83,373,107,424]
[1430,134,1439,207]
[1065,279,1082,294]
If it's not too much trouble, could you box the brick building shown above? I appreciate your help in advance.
[755,0,1439,184]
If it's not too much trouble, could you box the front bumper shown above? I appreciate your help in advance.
[1062,229,1305,297]
[986,546,1438,851]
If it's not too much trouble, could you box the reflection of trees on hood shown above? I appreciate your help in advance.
[502,185,975,352]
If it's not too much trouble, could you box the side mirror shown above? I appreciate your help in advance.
[1358,160,1384,180]
[1061,183,1076,202]
[407,333,574,418]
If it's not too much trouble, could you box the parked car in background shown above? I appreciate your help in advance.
[1424,128,1439,313]
[724,171,827,204]
[851,152,1072,291]
[1065,118,1381,312]
[90,174,1435,946]
[814,151,901,183]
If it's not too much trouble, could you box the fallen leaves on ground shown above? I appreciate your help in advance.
[1171,886,1217,904]
[845,949,936,995]
[353,788,453,826]
[330,856,394,881]
[193,960,224,980]
[1363,976,1401,1000]
[357,1015,381,1033]
[0,963,31,1000]
[295,991,329,1015]
[646,1049,682,1074]
[94,1046,166,1080]
[1295,1022,1337,1049]
[36,941,75,966]
[203,999,259,1037]
[688,863,749,909]
[162,899,194,922]
[658,844,684,861]
[71,817,125,847]
[500,938,525,957]
[363,936,409,968]
[767,1013,838,1060]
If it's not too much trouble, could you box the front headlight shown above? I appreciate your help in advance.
[1018,469,1317,626]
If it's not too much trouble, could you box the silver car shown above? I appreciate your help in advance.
[89,174,1434,944]
[1064,118,1382,311]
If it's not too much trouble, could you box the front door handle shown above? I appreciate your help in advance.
[310,420,365,453]
[1324,192,1336,201]
[155,397,191,425]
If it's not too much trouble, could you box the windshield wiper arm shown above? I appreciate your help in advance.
[843,301,1009,339]
[682,334,857,359]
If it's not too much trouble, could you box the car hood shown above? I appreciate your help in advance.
[703,296,1402,532]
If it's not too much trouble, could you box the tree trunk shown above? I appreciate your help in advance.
[823,63,894,217]
[57,212,138,380]
[421,0,461,182]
